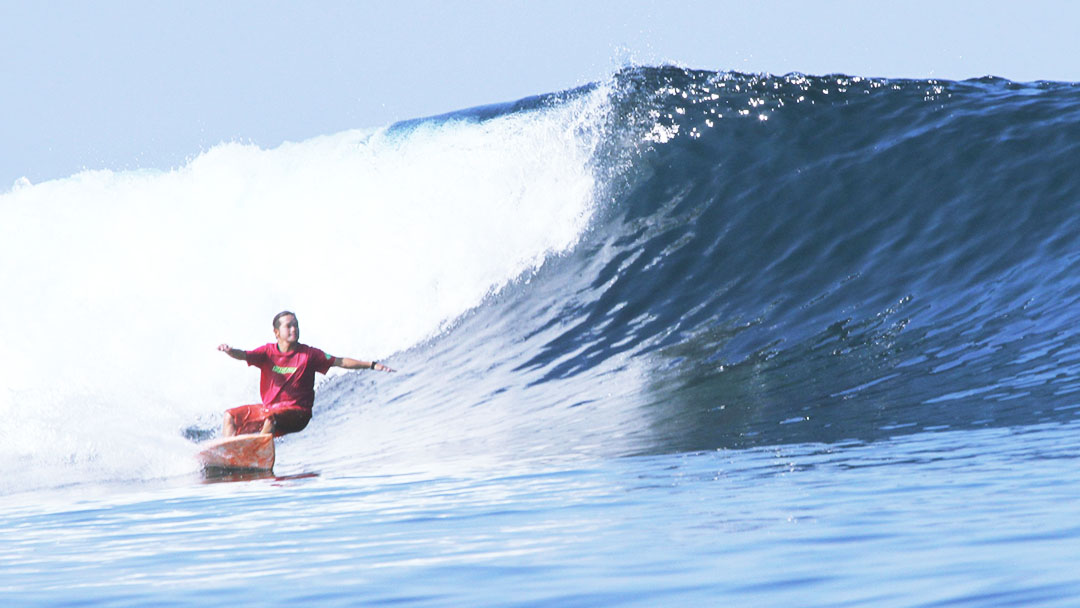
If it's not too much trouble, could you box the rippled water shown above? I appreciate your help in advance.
[4,421,1079,606]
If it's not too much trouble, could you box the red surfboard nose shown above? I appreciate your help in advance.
[197,433,275,471]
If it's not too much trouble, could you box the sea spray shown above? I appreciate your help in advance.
[0,83,614,492]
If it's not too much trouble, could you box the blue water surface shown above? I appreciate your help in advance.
[3,420,1079,607]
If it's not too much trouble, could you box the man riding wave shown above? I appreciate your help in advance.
[217,310,394,437]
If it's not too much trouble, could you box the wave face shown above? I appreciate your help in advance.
[5,66,1080,490]
[320,66,1080,467]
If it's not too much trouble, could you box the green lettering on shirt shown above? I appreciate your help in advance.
[272,365,298,375]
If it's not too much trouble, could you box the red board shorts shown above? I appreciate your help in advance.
[226,404,312,437]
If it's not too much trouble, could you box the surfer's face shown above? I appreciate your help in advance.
[274,314,300,346]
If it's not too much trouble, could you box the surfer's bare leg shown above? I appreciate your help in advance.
[260,417,275,435]
[223,412,237,437]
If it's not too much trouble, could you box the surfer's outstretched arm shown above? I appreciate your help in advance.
[217,344,246,361]
[334,357,395,373]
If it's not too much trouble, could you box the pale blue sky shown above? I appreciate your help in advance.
[2,0,1077,187]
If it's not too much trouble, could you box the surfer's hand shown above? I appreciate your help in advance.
[374,362,396,373]
[218,344,245,361]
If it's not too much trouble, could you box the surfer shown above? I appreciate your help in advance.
[217,310,394,437]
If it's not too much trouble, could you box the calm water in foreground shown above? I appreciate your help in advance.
[3,421,1079,607]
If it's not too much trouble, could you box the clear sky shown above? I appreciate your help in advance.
[2,0,1078,187]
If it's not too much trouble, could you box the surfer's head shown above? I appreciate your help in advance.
[273,311,299,350]
[273,310,296,330]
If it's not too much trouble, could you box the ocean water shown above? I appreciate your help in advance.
[3,65,1080,606]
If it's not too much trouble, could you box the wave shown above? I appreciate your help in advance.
[5,65,1080,491]
[318,66,1080,465]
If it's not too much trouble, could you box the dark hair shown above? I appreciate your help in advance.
[273,310,297,330]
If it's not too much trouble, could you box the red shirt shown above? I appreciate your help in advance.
[244,343,335,410]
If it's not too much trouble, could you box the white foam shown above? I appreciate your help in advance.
[0,86,612,493]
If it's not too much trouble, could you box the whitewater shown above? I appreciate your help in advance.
[3,66,1080,606]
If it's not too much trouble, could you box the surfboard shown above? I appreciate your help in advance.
[196,433,275,472]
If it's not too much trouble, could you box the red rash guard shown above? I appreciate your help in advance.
[244,342,335,410]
